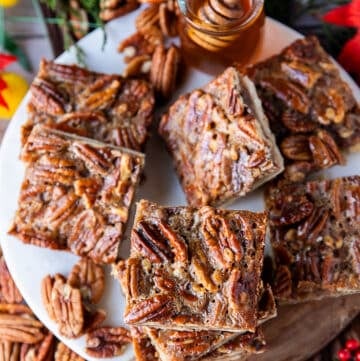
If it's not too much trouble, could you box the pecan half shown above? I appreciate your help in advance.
[20,332,55,361]
[0,313,44,344]
[99,0,139,21]
[71,142,111,175]
[270,194,314,226]
[159,2,178,37]
[281,61,321,89]
[259,77,310,114]
[118,27,163,63]
[280,134,312,161]
[131,327,158,361]
[77,75,121,111]
[131,221,173,263]
[157,221,188,262]
[135,5,160,31]
[0,257,23,304]
[0,341,21,361]
[124,294,173,324]
[312,88,346,125]
[30,80,68,116]
[68,258,105,304]
[190,258,217,293]
[150,45,181,98]
[85,326,131,358]
[283,161,315,182]
[54,342,84,361]
[297,207,330,242]
[309,130,344,168]
[42,274,84,338]
[200,213,241,268]
[281,109,317,133]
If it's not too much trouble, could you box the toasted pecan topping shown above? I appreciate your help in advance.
[85,327,131,358]
[267,176,360,302]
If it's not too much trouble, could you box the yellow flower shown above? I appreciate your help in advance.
[0,72,28,119]
[0,0,18,7]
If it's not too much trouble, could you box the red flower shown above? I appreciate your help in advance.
[0,53,17,110]
[323,0,360,84]
[0,77,8,110]
[0,53,17,71]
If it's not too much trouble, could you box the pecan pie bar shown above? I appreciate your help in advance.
[9,125,144,264]
[22,59,155,151]
[159,67,284,207]
[247,36,360,181]
[267,176,360,303]
[120,199,268,332]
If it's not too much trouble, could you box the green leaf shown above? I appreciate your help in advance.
[3,32,32,72]
[41,0,57,11]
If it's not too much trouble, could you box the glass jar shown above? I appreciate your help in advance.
[178,0,265,75]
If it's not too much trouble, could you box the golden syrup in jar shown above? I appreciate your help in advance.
[178,0,265,74]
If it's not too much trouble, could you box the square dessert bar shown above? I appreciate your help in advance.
[267,176,360,303]
[159,67,283,207]
[117,258,275,361]
[121,199,268,332]
[9,125,144,264]
[248,36,360,181]
[22,59,155,151]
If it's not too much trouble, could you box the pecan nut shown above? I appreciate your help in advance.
[20,332,55,361]
[259,77,310,114]
[77,75,121,111]
[85,326,132,358]
[42,274,84,338]
[68,258,105,304]
[30,80,68,116]
[0,341,21,361]
[0,257,23,304]
[309,130,344,168]
[150,45,181,98]
[124,294,173,324]
[0,312,44,344]
[99,0,139,21]
[281,109,317,133]
[280,134,312,161]
[270,194,314,226]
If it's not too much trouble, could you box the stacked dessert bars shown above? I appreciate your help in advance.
[115,199,277,361]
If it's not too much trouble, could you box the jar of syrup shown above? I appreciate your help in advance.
[178,0,265,74]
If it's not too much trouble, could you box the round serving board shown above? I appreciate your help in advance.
[0,8,359,361]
